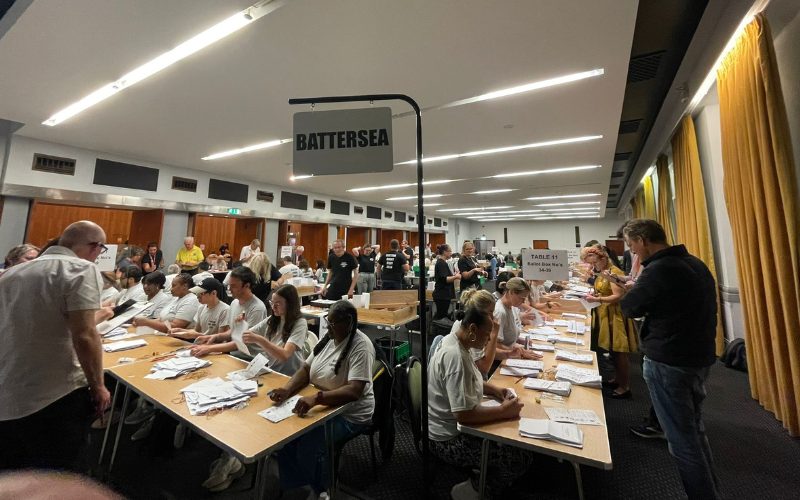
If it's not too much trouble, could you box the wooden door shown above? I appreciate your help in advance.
[605,239,625,257]
[234,218,263,258]
[379,229,404,252]
[193,215,235,257]
[532,240,549,249]
[408,231,426,249]
[293,223,328,268]
[346,226,371,250]
[129,209,164,248]
[26,202,132,247]
[429,233,446,249]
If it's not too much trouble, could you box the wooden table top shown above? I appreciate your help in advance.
[108,353,343,463]
[102,332,191,369]
[458,311,612,470]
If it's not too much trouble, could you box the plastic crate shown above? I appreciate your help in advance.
[375,336,410,366]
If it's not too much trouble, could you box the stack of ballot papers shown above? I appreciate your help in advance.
[103,339,148,352]
[145,354,211,380]
[544,408,603,426]
[102,327,129,338]
[227,353,272,381]
[530,326,559,336]
[523,378,572,396]
[529,342,556,352]
[554,336,584,345]
[566,321,586,334]
[505,359,544,370]
[258,395,302,423]
[555,350,594,364]
[519,418,584,448]
[500,359,544,377]
[562,312,587,319]
[180,377,258,415]
[556,364,603,388]
[545,319,570,327]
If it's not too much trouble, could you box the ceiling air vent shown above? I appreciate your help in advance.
[354,206,364,215]
[614,152,632,162]
[32,153,76,175]
[384,211,392,218]
[611,171,625,178]
[628,51,665,83]
[257,190,274,202]
[619,120,642,134]
[171,176,197,192]
[313,199,326,210]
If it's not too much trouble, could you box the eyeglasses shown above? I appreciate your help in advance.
[89,242,109,254]
[325,315,338,328]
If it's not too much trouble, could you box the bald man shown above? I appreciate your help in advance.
[176,236,204,275]
[0,220,111,471]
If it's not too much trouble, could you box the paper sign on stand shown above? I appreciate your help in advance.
[95,244,118,272]
[521,249,569,281]
[280,246,293,258]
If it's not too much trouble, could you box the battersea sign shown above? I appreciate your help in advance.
[521,249,569,281]
[293,107,393,176]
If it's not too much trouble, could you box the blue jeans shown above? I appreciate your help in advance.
[277,415,369,493]
[643,357,721,499]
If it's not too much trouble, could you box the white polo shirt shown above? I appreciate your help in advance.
[0,246,103,420]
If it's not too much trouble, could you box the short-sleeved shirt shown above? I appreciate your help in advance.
[433,258,455,300]
[357,254,376,273]
[192,301,231,336]
[116,282,148,305]
[494,302,519,347]
[402,247,414,267]
[378,251,407,282]
[227,296,268,329]
[458,256,481,289]
[278,263,301,277]
[240,246,260,262]
[0,246,103,420]
[141,251,163,274]
[306,330,375,424]
[159,292,199,326]
[141,290,174,319]
[428,333,483,440]
[249,316,307,376]
[326,253,358,299]
[176,246,204,270]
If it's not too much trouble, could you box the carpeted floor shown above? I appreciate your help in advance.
[88,328,800,499]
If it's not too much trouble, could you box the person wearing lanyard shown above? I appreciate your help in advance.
[141,242,163,275]
[433,244,461,320]
[322,239,359,300]
[354,244,377,294]
[458,241,486,291]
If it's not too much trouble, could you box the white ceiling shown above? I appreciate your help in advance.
[0,0,638,218]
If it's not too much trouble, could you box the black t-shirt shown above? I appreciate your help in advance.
[433,258,455,300]
[141,251,163,274]
[458,256,481,289]
[252,266,282,303]
[357,253,376,273]
[378,251,407,282]
[327,253,358,297]
[402,247,414,267]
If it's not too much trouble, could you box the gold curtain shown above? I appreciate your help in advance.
[656,154,676,244]
[671,115,725,356]
[632,188,646,219]
[642,174,657,220]
[717,14,800,436]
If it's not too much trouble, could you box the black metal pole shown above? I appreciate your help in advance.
[289,94,430,487]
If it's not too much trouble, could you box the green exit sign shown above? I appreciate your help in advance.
[227,208,241,215]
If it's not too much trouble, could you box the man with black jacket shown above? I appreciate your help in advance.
[619,219,720,500]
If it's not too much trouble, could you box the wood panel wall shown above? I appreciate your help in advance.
[379,229,404,253]
[429,233,446,249]
[129,209,164,248]
[234,218,263,258]
[193,215,235,258]
[276,221,329,267]
[26,202,133,247]
[345,226,371,250]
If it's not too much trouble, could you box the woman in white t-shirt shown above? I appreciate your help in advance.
[132,273,199,331]
[241,284,307,376]
[270,300,375,494]
[428,304,533,498]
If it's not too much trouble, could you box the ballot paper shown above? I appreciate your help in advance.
[505,359,545,370]
[227,353,272,381]
[102,339,148,352]
[579,298,601,310]
[523,378,572,396]
[544,408,603,426]
[231,320,250,356]
[555,364,602,388]
[554,336,584,346]
[102,327,129,338]
[569,285,592,293]
[499,366,540,378]
[555,350,594,364]
[519,418,584,448]
[258,395,302,423]
[97,302,151,335]
[545,319,570,327]
[181,377,258,415]
[530,334,554,342]
[530,343,556,352]
[530,327,559,336]
[145,355,211,380]
[561,313,587,319]
[480,398,502,408]
[566,321,586,334]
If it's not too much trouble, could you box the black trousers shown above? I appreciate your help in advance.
[433,299,451,320]
[0,387,93,471]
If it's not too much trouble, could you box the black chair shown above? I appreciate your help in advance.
[398,356,423,455]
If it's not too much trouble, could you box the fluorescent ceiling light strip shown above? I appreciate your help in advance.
[393,68,604,118]
[43,9,260,126]
[397,136,602,166]
[347,179,455,192]
[436,206,512,212]
[476,218,515,222]
[386,194,445,201]
[202,138,292,160]
[470,189,515,195]
[493,165,601,178]
[542,207,601,212]
[290,174,313,181]
[524,193,601,201]
[533,201,601,207]
[415,203,444,207]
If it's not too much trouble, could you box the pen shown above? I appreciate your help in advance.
[515,375,525,385]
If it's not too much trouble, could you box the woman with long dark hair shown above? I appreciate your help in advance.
[433,244,461,319]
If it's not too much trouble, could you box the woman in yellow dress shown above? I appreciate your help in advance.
[581,245,638,398]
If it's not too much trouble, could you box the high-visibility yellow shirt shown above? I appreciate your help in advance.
[176,246,204,269]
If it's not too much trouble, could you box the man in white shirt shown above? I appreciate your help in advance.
[0,220,111,470]
[278,256,301,279]
[170,278,230,340]
[110,265,148,306]
[192,266,267,359]
[239,239,261,266]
